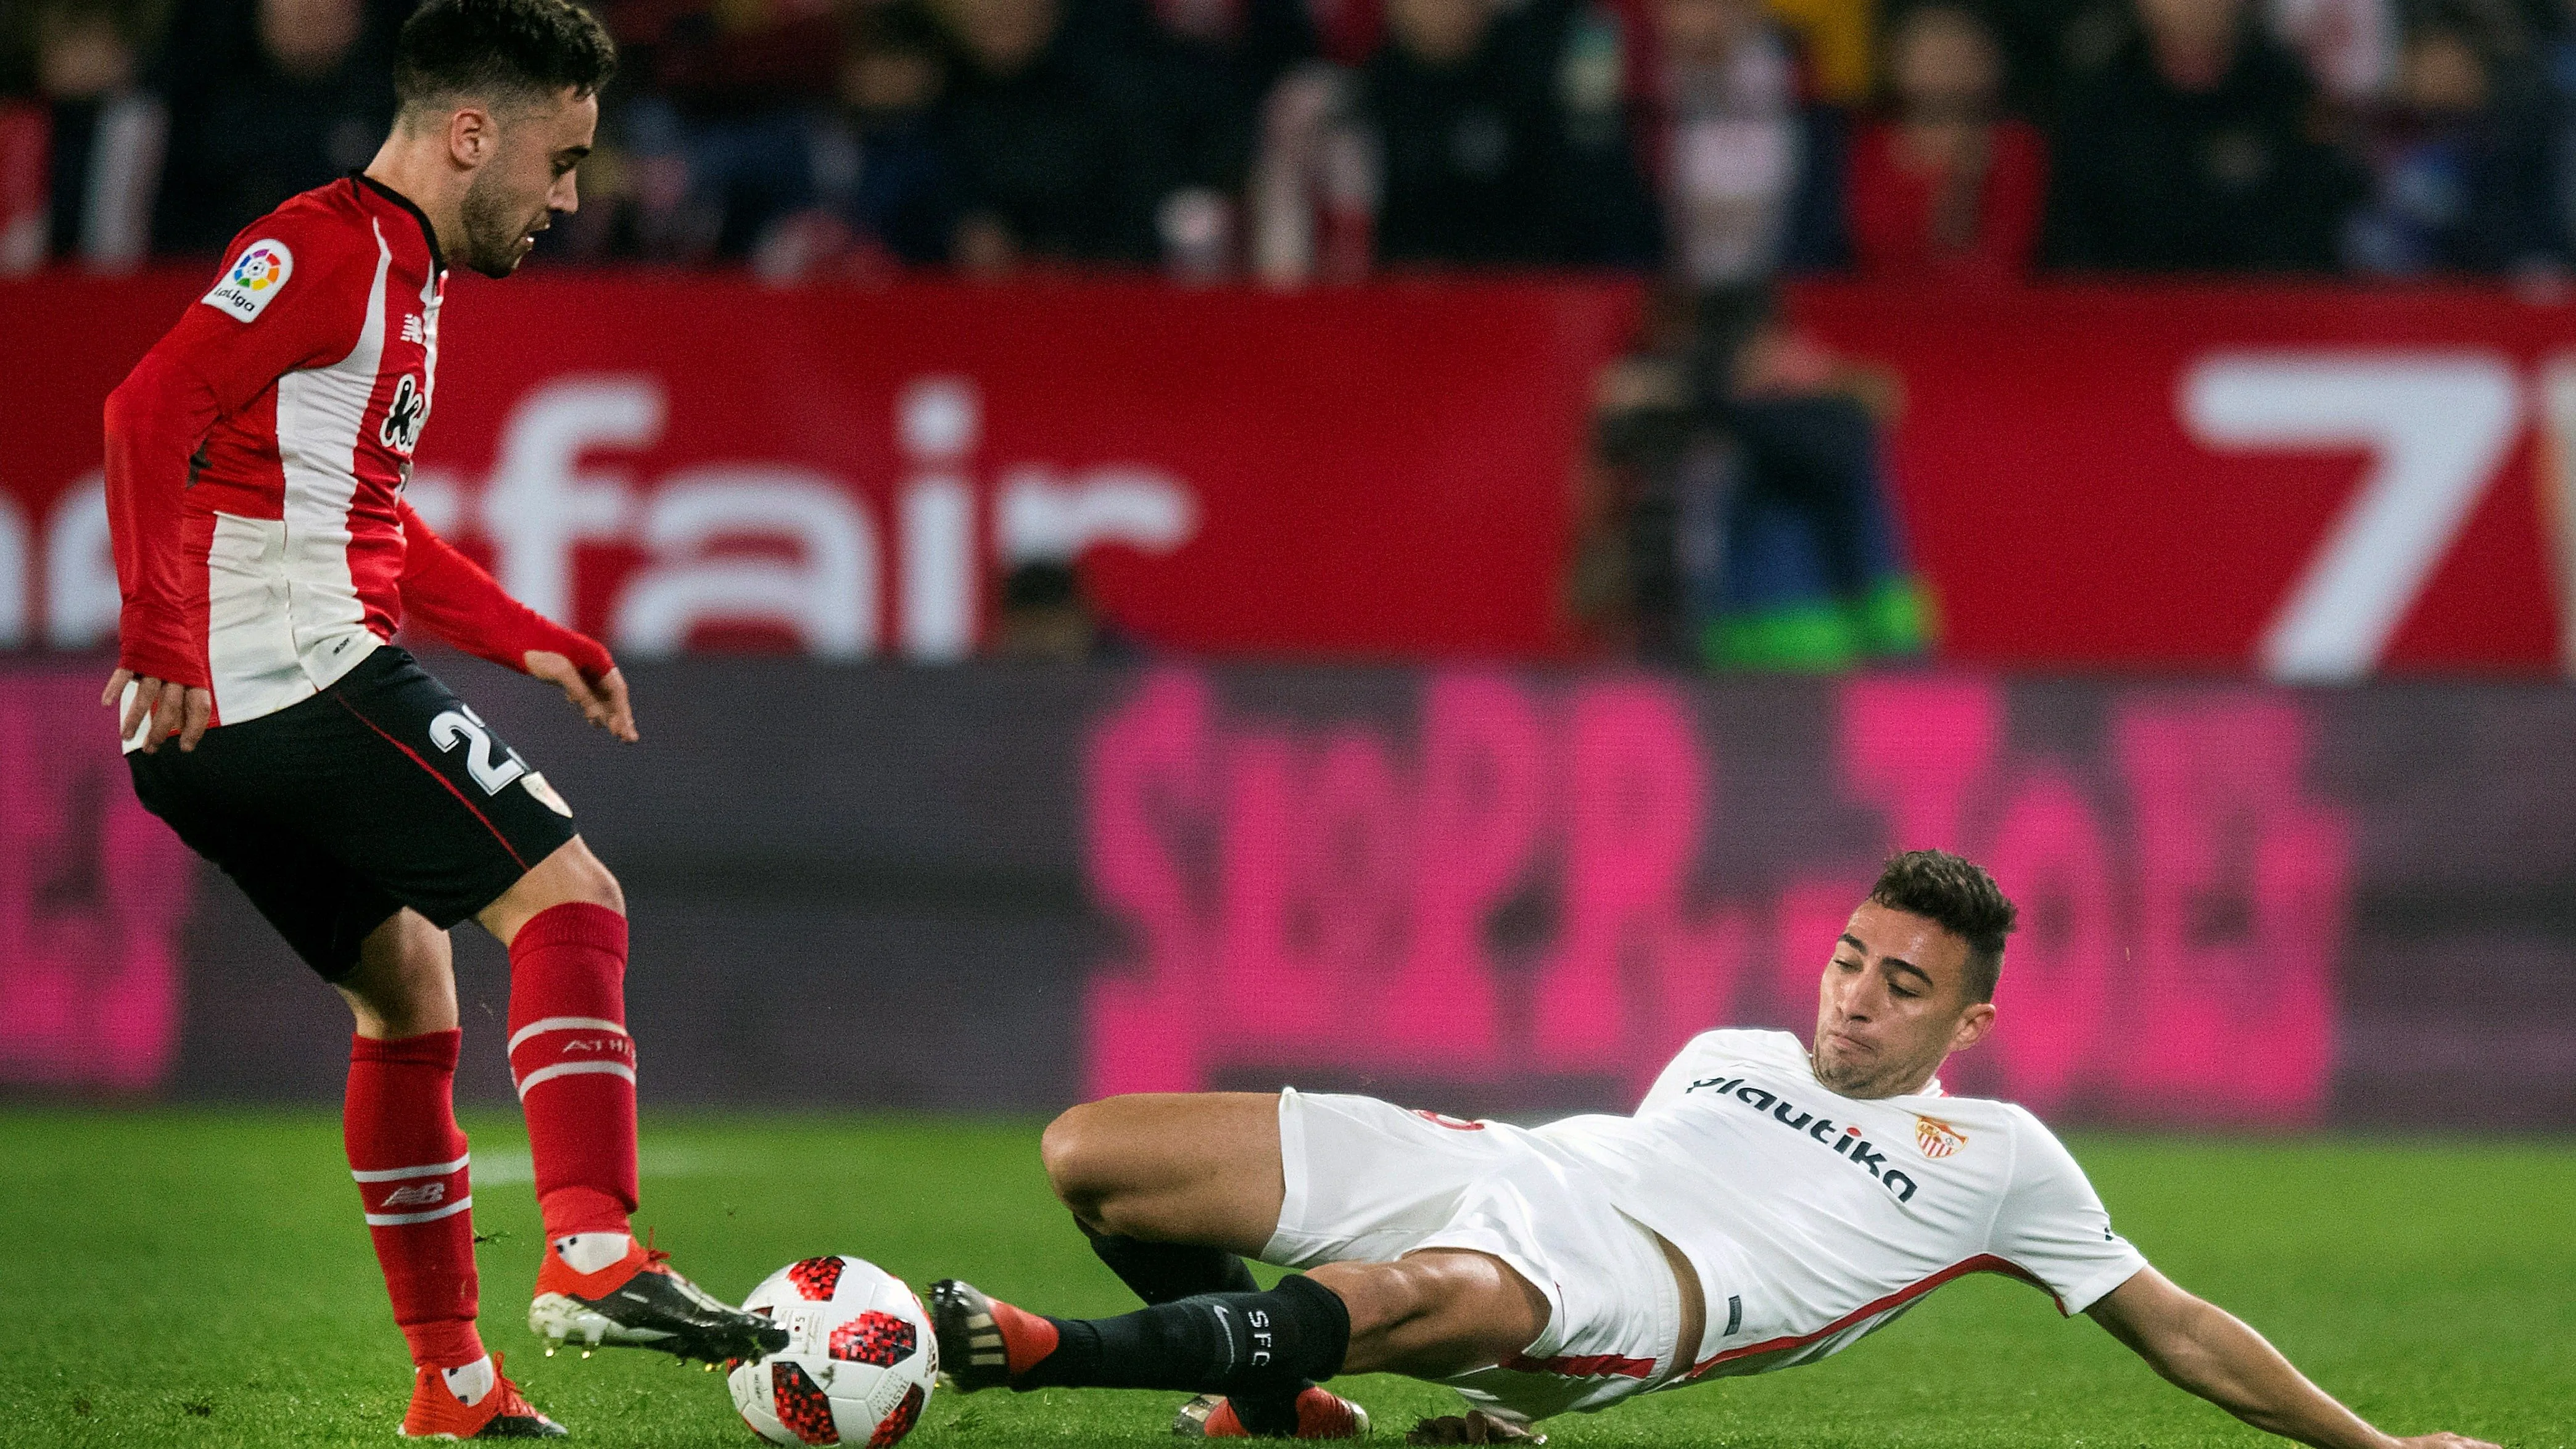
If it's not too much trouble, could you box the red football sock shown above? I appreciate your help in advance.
[506,902,638,1240]
[345,1030,484,1370]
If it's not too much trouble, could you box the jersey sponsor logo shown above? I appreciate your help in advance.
[202,239,294,321]
[381,373,429,454]
[1913,1116,1967,1158]
[1685,1075,1923,1205]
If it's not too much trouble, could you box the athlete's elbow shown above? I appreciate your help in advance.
[104,355,179,438]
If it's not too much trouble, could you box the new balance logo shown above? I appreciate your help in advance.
[401,313,426,345]
[381,1182,448,1208]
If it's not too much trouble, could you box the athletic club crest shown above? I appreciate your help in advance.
[1913,1115,1967,1158]
[381,373,427,454]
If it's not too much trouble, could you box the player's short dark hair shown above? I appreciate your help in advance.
[1869,849,2015,1004]
[394,0,617,121]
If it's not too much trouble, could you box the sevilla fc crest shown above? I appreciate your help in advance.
[1913,1115,1967,1158]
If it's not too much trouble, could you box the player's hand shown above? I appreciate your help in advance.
[524,650,638,743]
[1406,1411,1546,1445]
[102,667,213,753]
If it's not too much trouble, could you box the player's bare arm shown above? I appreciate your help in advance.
[2087,1267,2499,1449]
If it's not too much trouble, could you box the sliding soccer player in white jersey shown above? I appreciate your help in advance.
[928,849,2498,1448]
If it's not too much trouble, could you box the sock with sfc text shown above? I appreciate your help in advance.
[1013,1274,1350,1406]
[1081,1225,1314,1431]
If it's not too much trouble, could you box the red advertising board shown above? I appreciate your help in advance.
[4,271,2574,672]
[0,271,1639,661]
[1791,282,2576,677]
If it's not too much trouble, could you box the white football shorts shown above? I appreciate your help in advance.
[1260,1088,1685,1421]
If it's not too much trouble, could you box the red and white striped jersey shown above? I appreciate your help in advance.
[105,173,605,743]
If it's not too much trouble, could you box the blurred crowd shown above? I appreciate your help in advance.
[6,0,2576,281]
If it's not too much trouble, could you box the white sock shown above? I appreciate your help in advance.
[553,1232,634,1275]
[442,1355,495,1407]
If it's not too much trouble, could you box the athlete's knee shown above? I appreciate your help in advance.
[1041,1100,1120,1221]
[547,838,625,915]
[341,912,458,1038]
[485,838,625,943]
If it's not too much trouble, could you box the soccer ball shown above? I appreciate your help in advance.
[727,1256,938,1447]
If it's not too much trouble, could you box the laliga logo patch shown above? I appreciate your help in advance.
[1913,1115,1967,1158]
[202,239,294,321]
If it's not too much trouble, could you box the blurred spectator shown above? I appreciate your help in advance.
[752,1,962,277]
[1342,0,1657,266]
[1767,0,1878,101]
[1645,0,1847,287]
[1846,1,2045,281]
[2344,11,2560,273]
[604,0,839,104]
[152,0,403,256]
[933,0,1160,268]
[992,559,1138,660]
[0,0,165,274]
[1103,0,1320,273]
[2267,0,2396,104]
[2041,0,2366,270]
[1580,285,1931,669]
[600,0,840,258]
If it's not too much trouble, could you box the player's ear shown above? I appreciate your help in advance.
[1947,1001,1997,1054]
[446,104,497,168]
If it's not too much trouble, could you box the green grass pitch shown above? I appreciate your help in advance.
[0,1109,2566,1448]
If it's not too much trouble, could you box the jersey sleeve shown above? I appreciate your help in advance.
[1989,1107,2149,1316]
[396,498,616,682]
[102,221,365,684]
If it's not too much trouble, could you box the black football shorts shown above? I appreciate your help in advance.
[128,645,580,981]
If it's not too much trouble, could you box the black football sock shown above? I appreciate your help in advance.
[1012,1274,1350,1403]
[1080,1222,1317,1430]
[1083,1222,1262,1303]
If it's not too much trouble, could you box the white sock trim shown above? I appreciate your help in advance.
[365,1195,473,1226]
[507,1017,629,1055]
[442,1355,496,1407]
[551,1232,637,1274]
[513,1061,635,1097]
[351,1153,470,1183]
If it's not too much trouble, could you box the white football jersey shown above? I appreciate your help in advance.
[1529,1029,2147,1382]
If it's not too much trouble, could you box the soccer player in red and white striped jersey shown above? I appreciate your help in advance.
[101,0,783,1437]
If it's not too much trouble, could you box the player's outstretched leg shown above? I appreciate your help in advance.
[337,912,568,1439]
[482,840,785,1364]
[1042,1094,1364,1434]
[929,1251,1543,1439]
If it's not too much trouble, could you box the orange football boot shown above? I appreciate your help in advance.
[1175,1387,1373,1439]
[529,1233,788,1363]
[400,1353,564,1439]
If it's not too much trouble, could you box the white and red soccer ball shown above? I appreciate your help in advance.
[728,1256,937,1446]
